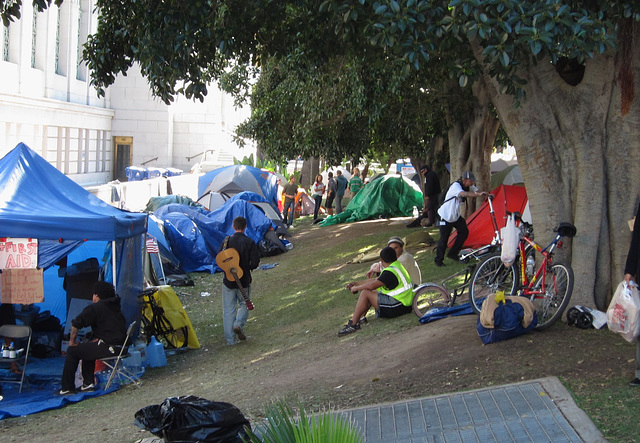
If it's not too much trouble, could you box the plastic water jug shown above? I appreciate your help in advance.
[133,340,149,366]
[146,336,167,367]
[124,350,142,368]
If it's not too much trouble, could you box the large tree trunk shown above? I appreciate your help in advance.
[447,79,500,216]
[473,22,640,309]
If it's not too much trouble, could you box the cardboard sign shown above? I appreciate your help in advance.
[0,268,45,304]
[0,237,38,269]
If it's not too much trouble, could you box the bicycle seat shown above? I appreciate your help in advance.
[555,222,577,238]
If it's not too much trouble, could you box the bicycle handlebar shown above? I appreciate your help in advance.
[137,287,157,299]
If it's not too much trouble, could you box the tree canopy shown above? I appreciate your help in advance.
[236,52,452,167]
[4,0,640,308]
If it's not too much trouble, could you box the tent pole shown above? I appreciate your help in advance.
[157,252,166,284]
[112,240,117,288]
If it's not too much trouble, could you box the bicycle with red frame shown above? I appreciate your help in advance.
[469,215,577,330]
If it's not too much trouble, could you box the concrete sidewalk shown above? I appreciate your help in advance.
[338,377,606,442]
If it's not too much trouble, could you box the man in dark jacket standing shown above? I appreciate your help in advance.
[221,216,260,345]
[59,281,127,394]
[407,164,441,228]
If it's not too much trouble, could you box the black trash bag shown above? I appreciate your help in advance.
[134,396,251,442]
[258,238,284,257]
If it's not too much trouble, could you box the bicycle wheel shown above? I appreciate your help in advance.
[412,284,451,318]
[532,261,574,330]
[154,314,189,348]
[469,253,518,315]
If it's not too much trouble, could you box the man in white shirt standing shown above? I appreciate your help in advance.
[435,171,488,267]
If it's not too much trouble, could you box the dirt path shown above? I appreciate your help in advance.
[0,217,635,442]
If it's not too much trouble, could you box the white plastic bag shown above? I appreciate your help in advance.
[606,281,640,342]
[500,214,518,267]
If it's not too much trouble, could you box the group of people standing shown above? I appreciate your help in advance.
[316,170,350,217]
[287,168,364,225]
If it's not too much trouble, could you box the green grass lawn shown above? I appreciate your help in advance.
[175,215,640,442]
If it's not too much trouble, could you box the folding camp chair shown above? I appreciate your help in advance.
[98,321,141,390]
[0,324,32,393]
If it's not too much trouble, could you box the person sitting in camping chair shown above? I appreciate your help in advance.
[58,281,127,395]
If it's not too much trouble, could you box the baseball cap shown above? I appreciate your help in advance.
[420,165,428,172]
[462,171,476,183]
[387,236,404,247]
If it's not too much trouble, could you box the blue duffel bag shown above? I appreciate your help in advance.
[477,298,538,344]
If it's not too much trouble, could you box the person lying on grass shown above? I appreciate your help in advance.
[339,246,414,336]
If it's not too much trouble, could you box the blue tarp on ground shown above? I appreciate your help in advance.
[419,303,475,324]
[0,357,135,420]
[154,200,275,273]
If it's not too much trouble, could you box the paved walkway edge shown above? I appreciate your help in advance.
[540,376,607,443]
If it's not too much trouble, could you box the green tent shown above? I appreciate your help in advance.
[320,174,423,226]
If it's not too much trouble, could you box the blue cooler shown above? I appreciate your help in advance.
[146,167,166,179]
[125,166,147,181]
[164,167,183,177]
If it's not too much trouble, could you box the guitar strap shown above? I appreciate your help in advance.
[221,235,243,288]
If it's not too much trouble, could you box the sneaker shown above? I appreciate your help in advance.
[80,383,96,392]
[359,316,368,325]
[630,378,640,387]
[338,320,361,336]
[233,326,247,341]
[57,389,75,395]
[435,261,445,267]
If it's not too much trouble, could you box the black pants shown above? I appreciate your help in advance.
[61,340,116,391]
[313,195,322,219]
[425,195,439,225]
[435,217,469,264]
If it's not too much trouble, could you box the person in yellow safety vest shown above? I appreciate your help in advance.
[339,246,413,336]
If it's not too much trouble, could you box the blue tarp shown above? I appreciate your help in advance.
[0,357,137,420]
[419,303,475,324]
[228,191,269,205]
[154,200,275,273]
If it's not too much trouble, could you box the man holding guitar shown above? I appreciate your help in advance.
[216,216,260,345]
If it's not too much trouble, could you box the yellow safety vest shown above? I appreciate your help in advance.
[380,261,413,306]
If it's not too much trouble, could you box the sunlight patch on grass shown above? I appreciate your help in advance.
[249,348,283,364]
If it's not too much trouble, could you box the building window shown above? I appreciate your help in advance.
[2,25,9,62]
[31,9,38,68]
[76,2,88,81]
[55,7,61,74]
[44,125,112,175]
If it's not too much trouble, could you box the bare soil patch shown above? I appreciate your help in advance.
[0,217,635,442]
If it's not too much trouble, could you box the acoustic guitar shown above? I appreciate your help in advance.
[215,248,254,310]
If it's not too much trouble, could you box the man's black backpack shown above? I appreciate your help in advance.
[437,180,463,208]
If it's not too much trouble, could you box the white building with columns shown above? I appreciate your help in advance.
[1,0,255,187]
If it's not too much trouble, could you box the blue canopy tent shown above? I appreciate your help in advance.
[0,143,148,324]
